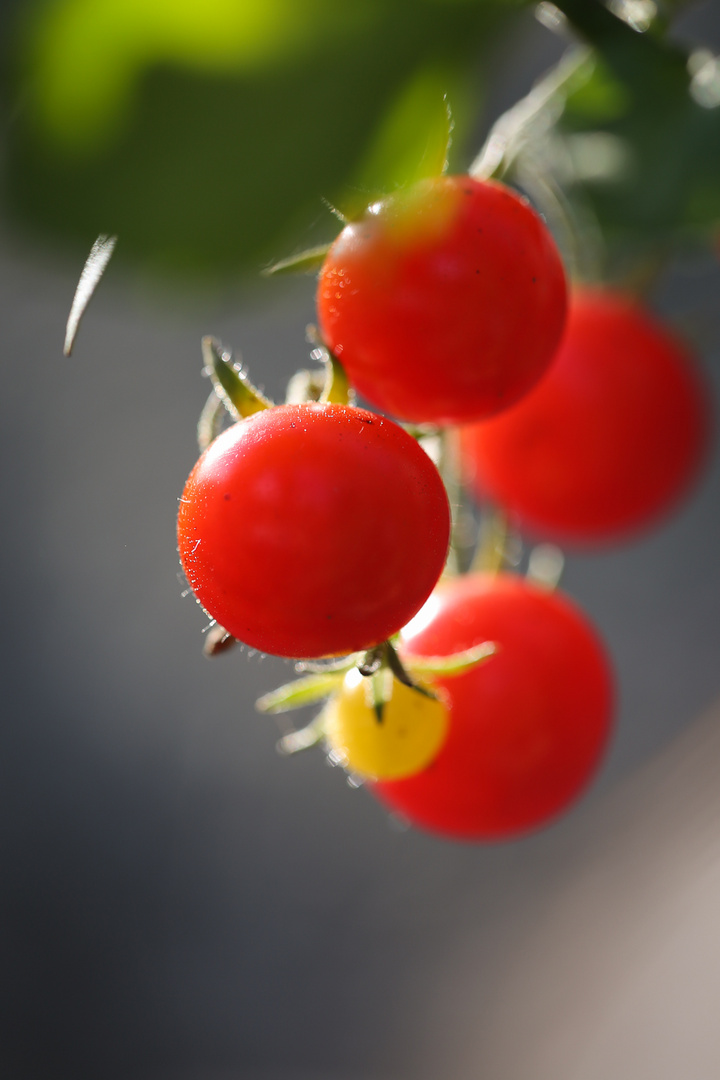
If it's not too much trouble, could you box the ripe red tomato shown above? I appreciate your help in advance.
[460,288,710,544]
[177,403,450,659]
[316,175,567,425]
[372,573,613,840]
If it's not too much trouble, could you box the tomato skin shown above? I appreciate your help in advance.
[317,175,567,425]
[460,289,710,545]
[177,403,450,659]
[372,574,613,840]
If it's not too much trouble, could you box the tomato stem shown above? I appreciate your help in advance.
[471,507,515,575]
[358,641,439,715]
[470,47,591,182]
[526,544,565,591]
[256,671,347,714]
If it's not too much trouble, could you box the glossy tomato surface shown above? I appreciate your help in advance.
[372,574,613,840]
[317,176,567,425]
[460,289,710,545]
[177,403,450,659]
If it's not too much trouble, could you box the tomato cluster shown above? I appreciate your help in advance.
[178,172,710,842]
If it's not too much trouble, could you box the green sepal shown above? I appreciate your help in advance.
[261,244,332,277]
[405,639,496,679]
[367,667,394,724]
[295,654,363,674]
[202,336,273,420]
[319,348,353,405]
[255,671,345,715]
[277,712,329,756]
[197,388,227,452]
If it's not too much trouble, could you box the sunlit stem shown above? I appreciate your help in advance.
[359,640,438,705]
[470,46,591,181]
[527,543,565,590]
[471,507,512,575]
[434,427,478,577]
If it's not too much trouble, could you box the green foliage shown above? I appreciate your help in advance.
[3,0,518,277]
[2,0,719,281]
[552,0,720,260]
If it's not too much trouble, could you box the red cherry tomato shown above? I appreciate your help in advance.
[317,175,567,425]
[177,403,450,659]
[460,289,710,544]
[372,573,613,840]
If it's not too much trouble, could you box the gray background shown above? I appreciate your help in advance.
[3,5,720,1079]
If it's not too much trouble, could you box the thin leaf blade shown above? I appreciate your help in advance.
[63,233,117,356]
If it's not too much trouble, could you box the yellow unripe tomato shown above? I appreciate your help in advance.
[323,669,449,781]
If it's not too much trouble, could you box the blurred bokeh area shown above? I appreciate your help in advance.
[2,2,720,1078]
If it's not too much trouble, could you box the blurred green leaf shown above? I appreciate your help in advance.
[562,55,630,122]
[340,64,456,219]
[553,0,720,259]
[4,0,521,279]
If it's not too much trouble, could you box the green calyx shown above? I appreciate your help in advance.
[202,335,273,421]
[255,634,496,731]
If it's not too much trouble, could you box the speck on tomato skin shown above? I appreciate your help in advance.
[317,175,567,426]
[176,402,451,659]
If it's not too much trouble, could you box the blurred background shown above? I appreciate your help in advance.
[2,1,720,1077]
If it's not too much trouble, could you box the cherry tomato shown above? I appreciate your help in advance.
[177,403,450,659]
[460,288,710,544]
[372,574,613,840]
[323,669,449,781]
[316,175,567,425]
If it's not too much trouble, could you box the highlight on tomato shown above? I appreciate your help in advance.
[317,175,567,426]
[177,402,451,659]
[371,573,614,841]
[460,288,710,545]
